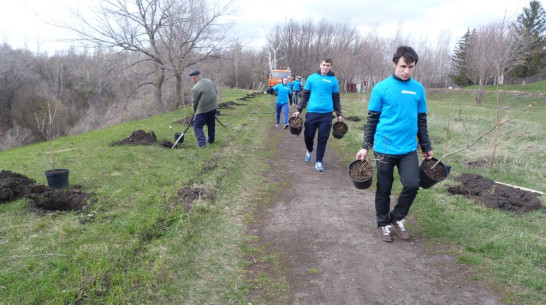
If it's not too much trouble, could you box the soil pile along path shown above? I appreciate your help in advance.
[247,117,502,304]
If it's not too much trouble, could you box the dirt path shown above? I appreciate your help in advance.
[248,111,503,305]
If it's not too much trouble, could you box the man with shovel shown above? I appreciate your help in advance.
[189,70,218,148]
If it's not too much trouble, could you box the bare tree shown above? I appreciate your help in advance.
[465,16,530,105]
[161,0,233,109]
[66,0,232,113]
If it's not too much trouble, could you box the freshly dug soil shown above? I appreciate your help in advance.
[448,174,543,212]
[345,116,361,122]
[110,130,157,146]
[332,121,348,138]
[173,116,193,125]
[349,160,373,181]
[110,130,175,148]
[0,170,37,203]
[219,101,245,108]
[0,170,90,211]
[421,158,447,181]
[289,117,303,128]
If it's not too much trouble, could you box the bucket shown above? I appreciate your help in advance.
[332,121,348,139]
[45,169,70,189]
[348,160,373,189]
[289,117,303,136]
[174,133,184,143]
[419,158,451,189]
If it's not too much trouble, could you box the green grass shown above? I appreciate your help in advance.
[1,84,545,304]
[474,79,546,92]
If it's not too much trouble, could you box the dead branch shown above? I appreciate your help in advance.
[433,102,536,168]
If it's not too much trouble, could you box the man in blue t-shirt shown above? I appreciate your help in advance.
[355,46,433,242]
[293,58,343,172]
[292,76,302,106]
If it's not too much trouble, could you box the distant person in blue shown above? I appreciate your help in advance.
[293,58,343,172]
[292,76,302,106]
[264,77,292,128]
[355,46,433,242]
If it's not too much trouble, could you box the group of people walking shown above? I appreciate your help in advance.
[189,45,434,242]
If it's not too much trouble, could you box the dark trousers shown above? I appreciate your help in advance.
[303,112,332,163]
[374,151,420,226]
[193,109,216,147]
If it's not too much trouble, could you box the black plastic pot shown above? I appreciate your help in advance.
[174,133,185,143]
[332,121,348,139]
[289,117,303,136]
[419,158,451,189]
[45,169,70,189]
[348,160,373,189]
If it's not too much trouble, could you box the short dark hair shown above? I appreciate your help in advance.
[321,58,333,65]
[392,46,418,65]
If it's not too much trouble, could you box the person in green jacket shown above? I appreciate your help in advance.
[189,70,218,148]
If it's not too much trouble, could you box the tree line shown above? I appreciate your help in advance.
[450,0,546,104]
[1,0,544,149]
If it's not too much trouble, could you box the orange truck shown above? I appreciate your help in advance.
[268,69,292,88]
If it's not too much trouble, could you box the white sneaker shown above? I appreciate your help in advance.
[315,161,324,172]
[305,151,312,163]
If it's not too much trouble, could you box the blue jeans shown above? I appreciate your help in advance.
[374,151,420,226]
[193,109,216,147]
[303,112,332,162]
[293,90,300,105]
[276,103,289,125]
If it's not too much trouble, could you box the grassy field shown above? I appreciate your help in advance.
[0,84,545,304]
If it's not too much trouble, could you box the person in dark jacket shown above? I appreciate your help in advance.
[293,58,343,172]
[355,46,433,242]
[189,70,218,148]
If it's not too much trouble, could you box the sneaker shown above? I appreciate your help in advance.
[284,124,289,129]
[377,225,393,242]
[305,151,312,163]
[275,124,279,127]
[315,161,324,172]
[391,219,410,240]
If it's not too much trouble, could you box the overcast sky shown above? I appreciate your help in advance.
[0,0,537,55]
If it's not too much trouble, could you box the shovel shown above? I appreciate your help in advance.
[172,112,195,149]
[215,115,230,127]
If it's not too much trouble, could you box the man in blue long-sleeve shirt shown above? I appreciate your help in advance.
[355,46,433,242]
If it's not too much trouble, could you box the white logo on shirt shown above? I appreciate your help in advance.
[322,79,332,83]
[401,90,416,95]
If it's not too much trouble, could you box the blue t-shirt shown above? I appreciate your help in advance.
[292,80,302,91]
[304,73,339,113]
[272,83,292,105]
[368,75,427,155]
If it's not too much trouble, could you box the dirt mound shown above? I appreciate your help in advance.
[173,116,194,125]
[447,174,543,212]
[345,116,361,122]
[109,130,175,148]
[27,185,91,211]
[110,130,157,146]
[0,170,90,211]
[0,170,37,203]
